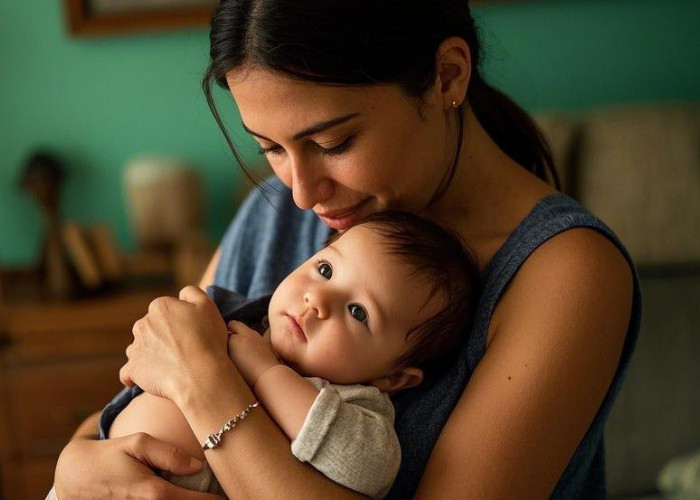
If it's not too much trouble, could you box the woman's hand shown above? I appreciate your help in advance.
[54,432,224,499]
[119,286,231,403]
[227,320,281,387]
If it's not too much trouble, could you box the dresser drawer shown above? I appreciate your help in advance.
[0,284,174,499]
[3,355,125,459]
[16,458,56,500]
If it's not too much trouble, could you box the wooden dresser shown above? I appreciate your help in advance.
[0,278,170,499]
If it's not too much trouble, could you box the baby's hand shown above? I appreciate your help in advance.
[227,320,281,388]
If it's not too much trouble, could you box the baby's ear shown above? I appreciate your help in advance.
[370,367,423,394]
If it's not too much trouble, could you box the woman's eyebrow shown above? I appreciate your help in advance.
[240,113,360,142]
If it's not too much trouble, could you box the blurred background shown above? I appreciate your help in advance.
[1,0,698,268]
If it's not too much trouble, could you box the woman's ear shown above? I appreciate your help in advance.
[370,367,424,394]
[435,36,471,109]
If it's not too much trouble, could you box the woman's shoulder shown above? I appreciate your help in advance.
[487,193,638,334]
[514,193,635,285]
[422,197,640,498]
[494,225,635,333]
[484,193,637,284]
[473,192,641,368]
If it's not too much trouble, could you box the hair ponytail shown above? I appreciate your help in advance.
[468,74,560,188]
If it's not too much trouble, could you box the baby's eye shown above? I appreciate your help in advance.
[348,304,368,326]
[317,260,333,279]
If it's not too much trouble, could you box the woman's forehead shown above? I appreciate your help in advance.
[227,67,362,103]
[227,67,406,125]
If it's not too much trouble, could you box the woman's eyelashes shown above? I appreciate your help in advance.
[257,136,354,157]
[315,136,354,156]
[257,144,284,156]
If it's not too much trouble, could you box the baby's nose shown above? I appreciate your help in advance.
[303,290,330,319]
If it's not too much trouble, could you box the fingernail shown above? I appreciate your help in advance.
[189,457,203,469]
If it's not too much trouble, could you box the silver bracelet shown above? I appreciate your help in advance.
[202,401,260,450]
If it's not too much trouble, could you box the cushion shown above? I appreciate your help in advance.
[534,112,581,195]
[573,103,700,266]
[605,271,700,497]
[657,448,700,498]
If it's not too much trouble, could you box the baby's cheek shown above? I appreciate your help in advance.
[310,343,358,384]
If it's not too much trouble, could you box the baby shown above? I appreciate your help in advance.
[93,211,479,499]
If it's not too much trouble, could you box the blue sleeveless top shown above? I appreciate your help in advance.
[215,177,642,499]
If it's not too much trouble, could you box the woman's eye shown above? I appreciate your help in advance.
[317,136,354,157]
[257,144,284,156]
[348,304,368,326]
[317,261,333,279]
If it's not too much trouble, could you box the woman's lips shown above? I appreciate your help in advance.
[316,199,371,230]
[286,314,307,342]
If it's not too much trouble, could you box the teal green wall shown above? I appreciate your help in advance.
[1,0,699,267]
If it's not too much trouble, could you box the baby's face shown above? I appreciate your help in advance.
[267,224,442,385]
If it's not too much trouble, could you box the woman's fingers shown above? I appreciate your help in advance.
[119,357,137,388]
[123,434,227,499]
[125,432,203,476]
[122,287,230,402]
[54,434,223,500]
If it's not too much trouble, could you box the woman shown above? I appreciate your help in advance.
[54,1,640,498]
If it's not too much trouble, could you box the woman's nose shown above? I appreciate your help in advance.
[303,289,330,320]
[289,158,334,210]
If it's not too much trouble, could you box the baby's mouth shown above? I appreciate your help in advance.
[286,314,307,342]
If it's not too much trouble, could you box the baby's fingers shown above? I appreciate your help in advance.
[227,320,259,336]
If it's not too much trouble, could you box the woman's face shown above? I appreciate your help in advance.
[227,67,452,230]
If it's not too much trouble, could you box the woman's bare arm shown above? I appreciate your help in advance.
[58,244,221,446]
[174,361,367,499]
[198,246,221,289]
[414,228,634,498]
[56,248,357,499]
[68,411,101,440]
[118,282,368,499]
[53,248,226,499]
[197,249,371,497]
[198,249,363,496]
[54,425,218,499]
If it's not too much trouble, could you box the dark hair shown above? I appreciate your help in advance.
[202,0,559,188]
[342,211,480,376]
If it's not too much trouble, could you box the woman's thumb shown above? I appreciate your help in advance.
[126,433,203,476]
[179,285,209,304]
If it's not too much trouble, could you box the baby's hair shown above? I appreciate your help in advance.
[336,211,481,376]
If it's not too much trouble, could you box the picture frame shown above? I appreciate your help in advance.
[62,0,520,38]
[62,0,218,37]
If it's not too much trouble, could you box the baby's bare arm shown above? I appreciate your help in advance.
[254,365,319,440]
